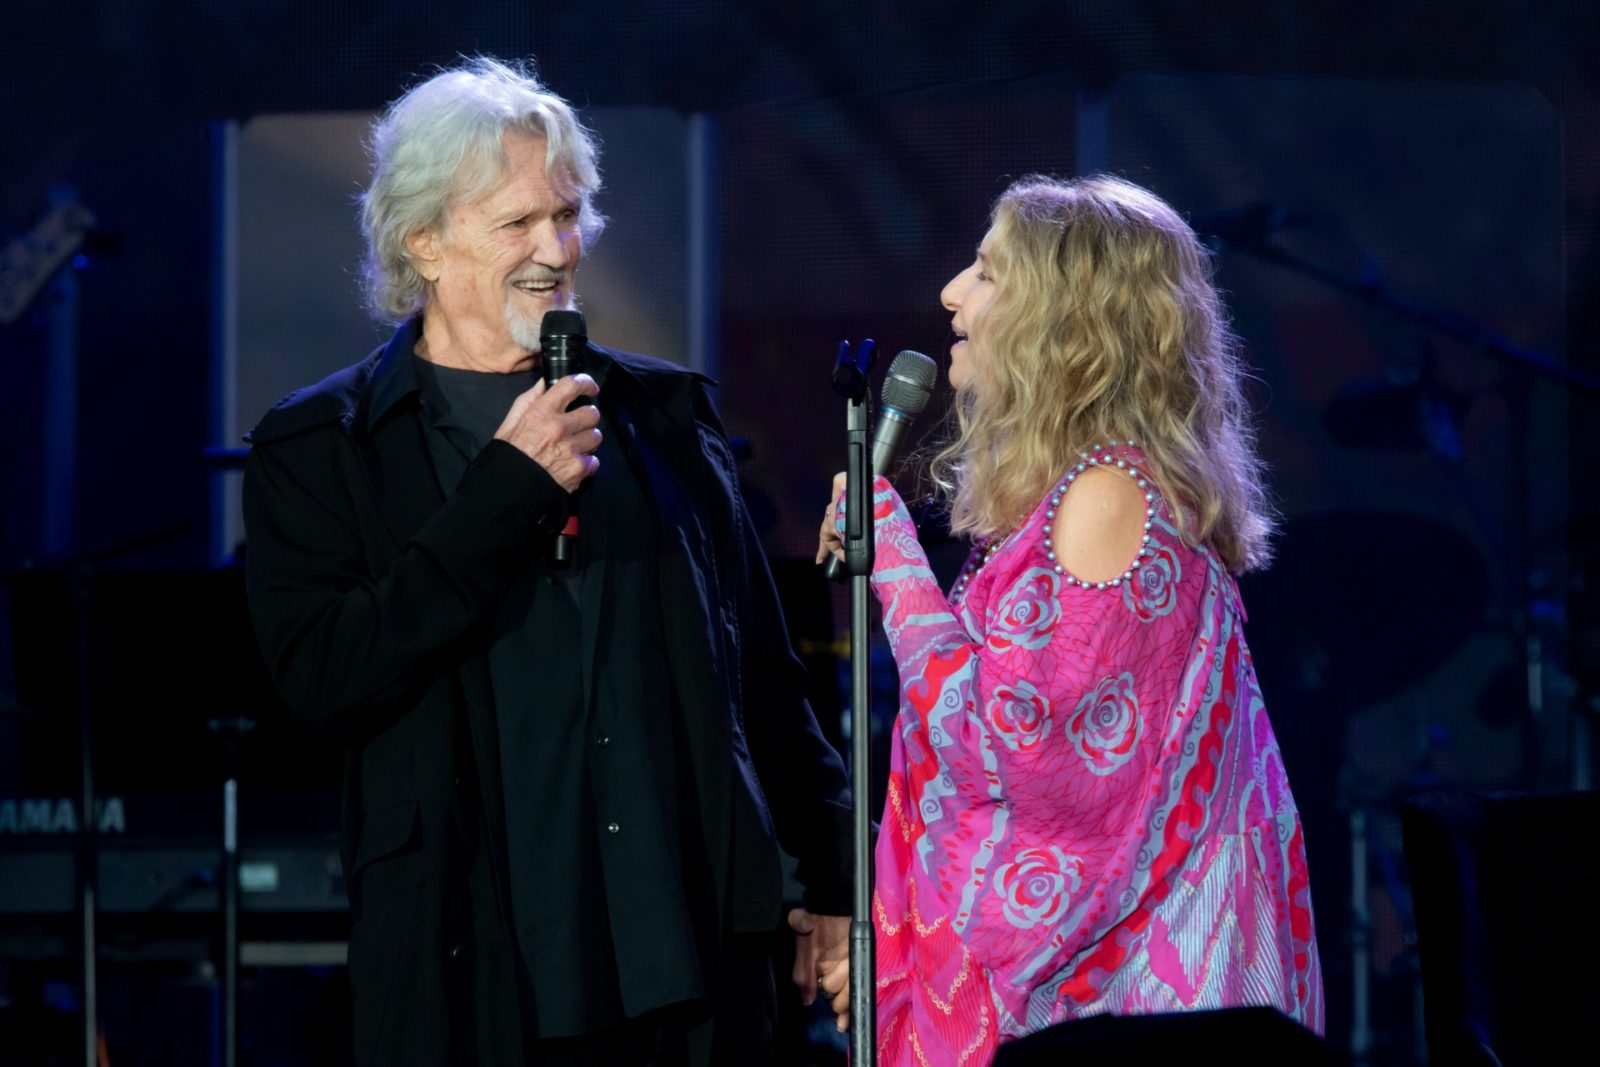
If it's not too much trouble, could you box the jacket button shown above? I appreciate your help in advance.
[597,735,610,747]
[448,944,465,962]
[606,821,621,834]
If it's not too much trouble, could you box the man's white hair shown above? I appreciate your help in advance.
[359,55,605,322]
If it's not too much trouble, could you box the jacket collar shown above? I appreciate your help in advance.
[361,323,686,430]
[365,317,425,430]
[249,311,717,451]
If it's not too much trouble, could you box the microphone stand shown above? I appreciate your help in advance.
[70,564,98,1067]
[208,714,256,1067]
[1234,237,1600,397]
[29,526,188,1067]
[831,339,877,1066]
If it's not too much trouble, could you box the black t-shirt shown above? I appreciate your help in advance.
[411,354,704,1038]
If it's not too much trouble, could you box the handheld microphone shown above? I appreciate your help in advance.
[824,349,938,581]
[539,308,588,568]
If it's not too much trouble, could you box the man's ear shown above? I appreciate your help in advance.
[406,227,442,282]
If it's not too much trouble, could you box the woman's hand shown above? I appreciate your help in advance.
[787,908,850,1007]
[818,955,852,1031]
[815,471,848,565]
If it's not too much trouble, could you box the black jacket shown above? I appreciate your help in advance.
[243,322,852,1065]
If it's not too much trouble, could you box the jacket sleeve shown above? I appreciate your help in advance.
[736,512,855,915]
[689,386,854,916]
[243,433,568,728]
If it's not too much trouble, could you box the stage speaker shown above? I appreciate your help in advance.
[993,1006,1343,1065]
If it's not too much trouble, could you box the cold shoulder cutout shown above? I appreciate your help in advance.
[1049,463,1148,585]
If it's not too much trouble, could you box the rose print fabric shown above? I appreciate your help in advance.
[865,447,1322,1066]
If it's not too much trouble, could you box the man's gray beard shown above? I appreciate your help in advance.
[504,300,543,352]
[503,291,576,353]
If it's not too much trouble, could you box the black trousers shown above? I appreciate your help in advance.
[525,932,779,1067]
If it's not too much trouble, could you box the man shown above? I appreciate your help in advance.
[243,57,851,1065]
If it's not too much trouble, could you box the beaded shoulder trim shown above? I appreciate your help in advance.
[1042,439,1159,591]
[948,440,1160,601]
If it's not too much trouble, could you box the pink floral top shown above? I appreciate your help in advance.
[866,445,1322,1067]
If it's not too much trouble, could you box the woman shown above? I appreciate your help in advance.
[814,174,1323,1064]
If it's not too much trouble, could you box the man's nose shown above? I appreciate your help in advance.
[530,223,570,268]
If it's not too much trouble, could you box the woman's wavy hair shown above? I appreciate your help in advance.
[359,55,606,323]
[929,174,1274,573]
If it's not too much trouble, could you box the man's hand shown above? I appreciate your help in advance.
[787,907,851,1008]
[493,374,603,492]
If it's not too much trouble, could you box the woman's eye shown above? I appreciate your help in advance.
[976,270,992,282]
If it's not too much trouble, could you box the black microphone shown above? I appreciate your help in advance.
[1190,202,1305,252]
[539,308,588,568]
[824,349,939,581]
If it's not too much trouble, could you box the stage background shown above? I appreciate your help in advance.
[3,3,1597,1064]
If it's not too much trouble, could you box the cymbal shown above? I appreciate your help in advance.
[1237,509,1489,713]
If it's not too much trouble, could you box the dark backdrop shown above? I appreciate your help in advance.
[3,3,1598,1065]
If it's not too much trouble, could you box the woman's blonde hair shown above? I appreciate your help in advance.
[929,174,1274,573]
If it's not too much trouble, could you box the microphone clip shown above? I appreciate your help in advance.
[830,338,877,401]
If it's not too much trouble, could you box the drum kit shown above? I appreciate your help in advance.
[1216,222,1600,1064]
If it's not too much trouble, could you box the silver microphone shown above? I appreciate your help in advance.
[824,350,938,581]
